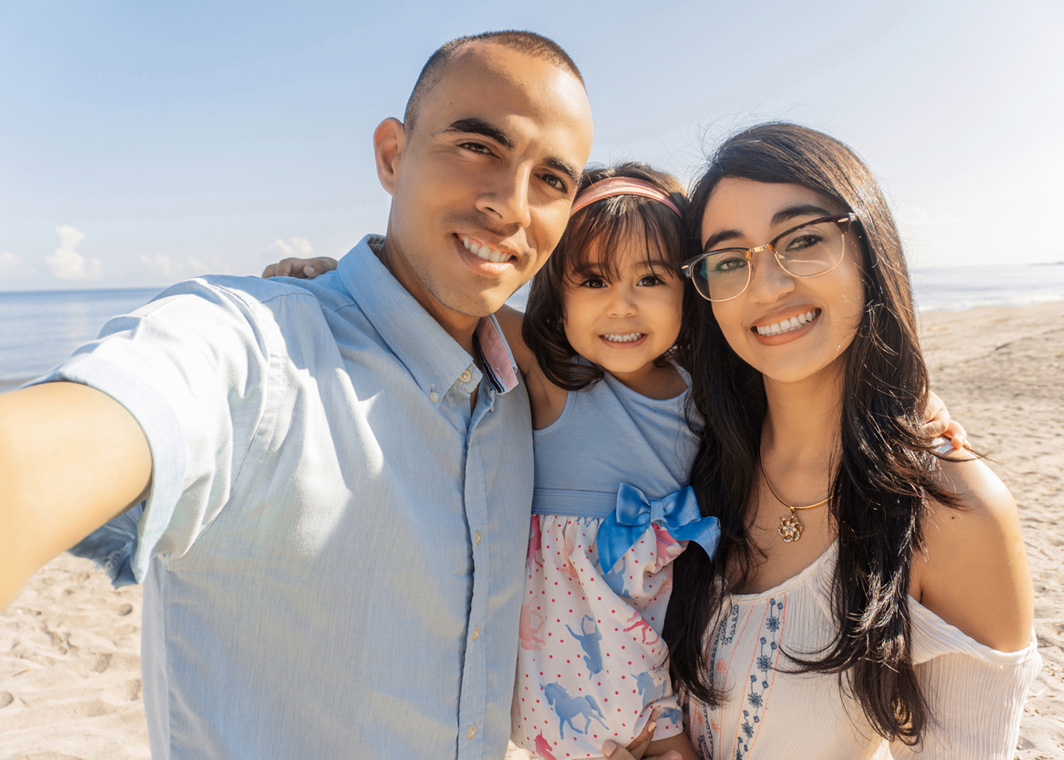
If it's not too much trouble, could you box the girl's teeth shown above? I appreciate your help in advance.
[756,310,819,336]
[604,333,643,343]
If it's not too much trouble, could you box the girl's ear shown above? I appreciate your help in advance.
[373,117,406,196]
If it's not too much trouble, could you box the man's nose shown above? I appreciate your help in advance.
[479,166,532,228]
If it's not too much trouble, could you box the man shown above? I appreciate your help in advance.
[0,31,593,758]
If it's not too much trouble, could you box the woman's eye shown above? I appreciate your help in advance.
[785,233,822,252]
[710,253,748,273]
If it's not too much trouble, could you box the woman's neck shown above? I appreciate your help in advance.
[760,367,843,466]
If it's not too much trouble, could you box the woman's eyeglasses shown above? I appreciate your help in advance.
[681,213,857,302]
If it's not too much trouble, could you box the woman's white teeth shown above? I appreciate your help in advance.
[461,236,509,264]
[604,333,643,343]
[756,310,819,336]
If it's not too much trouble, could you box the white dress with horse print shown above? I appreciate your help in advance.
[510,368,718,760]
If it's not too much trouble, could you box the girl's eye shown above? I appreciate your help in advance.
[579,277,606,289]
[638,275,664,287]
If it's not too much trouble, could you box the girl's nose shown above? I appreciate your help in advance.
[607,285,638,317]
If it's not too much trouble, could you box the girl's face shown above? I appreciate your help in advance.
[562,235,684,390]
[700,177,865,386]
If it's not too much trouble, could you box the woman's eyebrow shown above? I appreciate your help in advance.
[703,205,837,252]
[771,204,834,226]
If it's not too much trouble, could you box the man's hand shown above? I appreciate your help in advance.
[261,257,338,279]
[923,390,968,450]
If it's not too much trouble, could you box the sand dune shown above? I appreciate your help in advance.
[2,301,1061,759]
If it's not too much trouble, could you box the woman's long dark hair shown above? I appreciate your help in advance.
[523,162,695,389]
[664,123,956,745]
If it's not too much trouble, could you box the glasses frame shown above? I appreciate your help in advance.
[681,213,858,302]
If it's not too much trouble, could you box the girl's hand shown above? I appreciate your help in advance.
[602,738,682,760]
[923,391,968,450]
[261,256,338,279]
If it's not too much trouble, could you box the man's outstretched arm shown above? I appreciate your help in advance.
[0,382,152,608]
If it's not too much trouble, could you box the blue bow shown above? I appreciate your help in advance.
[596,484,721,574]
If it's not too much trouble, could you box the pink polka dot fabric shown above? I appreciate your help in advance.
[511,514,686,759]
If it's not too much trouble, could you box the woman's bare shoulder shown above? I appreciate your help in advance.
[913,453,1033,652]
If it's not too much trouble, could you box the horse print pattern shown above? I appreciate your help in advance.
[512,515,688,759]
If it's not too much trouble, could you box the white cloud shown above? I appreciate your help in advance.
[45,224,102,280]
[268,237,314,259]
[0,250,26,278]
[140,253,216,281]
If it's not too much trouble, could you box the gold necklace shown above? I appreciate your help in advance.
[759,454,830,543]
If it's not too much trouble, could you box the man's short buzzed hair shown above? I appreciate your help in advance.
[403,30,584,131]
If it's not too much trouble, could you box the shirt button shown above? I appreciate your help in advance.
[472,626,480,641]
[428,391,439,403]
[459,369,473,383]
[474,530,482,545]
[467,724,477,740]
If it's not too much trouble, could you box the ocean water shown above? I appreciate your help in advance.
[1,263,1062,389]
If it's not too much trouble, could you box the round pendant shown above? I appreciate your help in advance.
[778,513,803,543]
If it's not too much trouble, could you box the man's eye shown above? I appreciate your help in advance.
[541,173,567,192]
[460,142,493,155]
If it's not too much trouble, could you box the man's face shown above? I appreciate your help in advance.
[377,42,594,333]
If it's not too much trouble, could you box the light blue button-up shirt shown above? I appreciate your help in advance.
[47,235,534,758]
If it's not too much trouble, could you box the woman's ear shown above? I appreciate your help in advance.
[373,117,406,196]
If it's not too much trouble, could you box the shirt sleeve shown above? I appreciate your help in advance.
[890,597,1041,759]
[38,278,278,585]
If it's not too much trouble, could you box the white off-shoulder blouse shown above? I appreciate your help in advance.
[687,544,1040,759]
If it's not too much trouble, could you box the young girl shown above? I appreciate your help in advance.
[501,163,717,760]
[662,123,1039,759]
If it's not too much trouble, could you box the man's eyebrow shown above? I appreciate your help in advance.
[443,118,514,149]
[543,157,581,188]
[703,204,836,252]
[442,118,581,188]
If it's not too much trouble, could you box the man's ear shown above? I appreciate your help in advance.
[374,117,406,196]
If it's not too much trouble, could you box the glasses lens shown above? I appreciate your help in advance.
[692,251,750,301]
[775,220,846,278]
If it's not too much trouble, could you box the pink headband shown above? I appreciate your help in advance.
[569,177,682,218]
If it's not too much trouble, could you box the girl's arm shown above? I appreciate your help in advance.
[494,305,568,429]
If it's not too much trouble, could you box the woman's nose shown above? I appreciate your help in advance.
[746,251,796,302]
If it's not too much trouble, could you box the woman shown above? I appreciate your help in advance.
[655,123,1039,759]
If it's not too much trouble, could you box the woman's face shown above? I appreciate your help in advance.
[700,177,865,386]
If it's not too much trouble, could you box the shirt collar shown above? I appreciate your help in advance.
[336,235,520,397]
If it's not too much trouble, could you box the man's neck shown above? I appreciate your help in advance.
[374,237,481,356]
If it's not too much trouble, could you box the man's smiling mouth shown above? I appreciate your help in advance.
[460,235,513,264]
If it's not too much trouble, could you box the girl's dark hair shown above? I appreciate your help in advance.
[523,162,695,389]
[664,122,955,745]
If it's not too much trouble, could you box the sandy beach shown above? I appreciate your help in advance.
[1,301,1061,759]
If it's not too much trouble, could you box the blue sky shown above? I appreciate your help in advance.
[1,0,1061,291]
